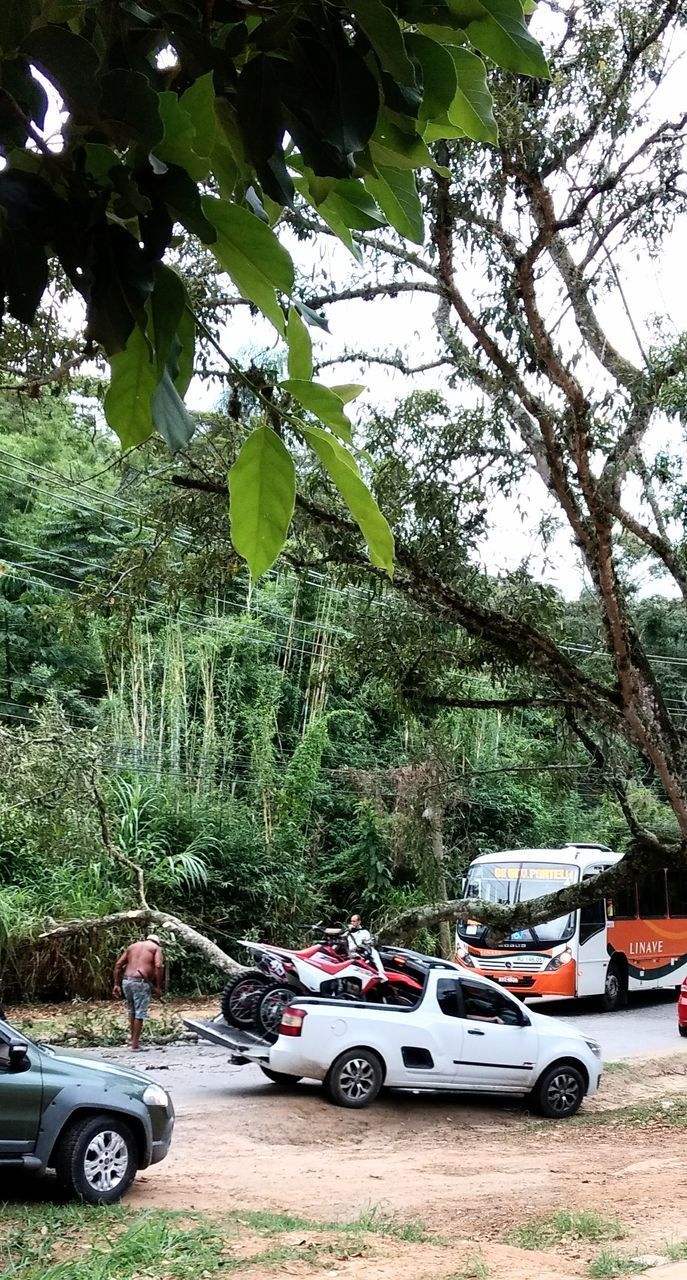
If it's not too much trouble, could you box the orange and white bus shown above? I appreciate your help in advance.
[455,844,687,1011]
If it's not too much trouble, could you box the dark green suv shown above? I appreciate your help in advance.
[0,1016,174,1204]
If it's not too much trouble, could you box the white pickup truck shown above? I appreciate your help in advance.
[186,962,602,1116]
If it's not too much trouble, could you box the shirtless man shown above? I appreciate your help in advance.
[113,934,164,1051]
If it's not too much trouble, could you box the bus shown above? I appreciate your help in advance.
[454,844,687,1011]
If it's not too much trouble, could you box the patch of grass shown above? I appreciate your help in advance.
[20,1006,182,1049]
[0,1203,437,1279]
[453,1253,490,1279]
[582,1098,687,1128]
[0,1208,232,1279]
[666,1239,687,1262]
[587,1250,647,1277]
[509,1210,627,1251]
[603,1060,633,1074]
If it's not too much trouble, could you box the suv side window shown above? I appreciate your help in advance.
[460,980,523,1026]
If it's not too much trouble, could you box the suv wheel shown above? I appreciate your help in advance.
[54,1113,138,1204]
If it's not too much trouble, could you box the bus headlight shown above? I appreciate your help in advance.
[544,947,573,971]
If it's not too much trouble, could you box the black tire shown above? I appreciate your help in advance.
[679,1025,687,1038]
[324,1049,383,1109]
[256,984,297,1042]
[221,970,268,1028]
[377,980,419,1008]
[54,1113,138,1205]
[260,1066,302,1087]
[533,1062,586,1119]
[601,958,627,1012]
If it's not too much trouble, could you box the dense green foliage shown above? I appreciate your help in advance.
[0,395,677,999]
[0,0,546,579]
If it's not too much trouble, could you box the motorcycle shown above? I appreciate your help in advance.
[220,927,424,1041]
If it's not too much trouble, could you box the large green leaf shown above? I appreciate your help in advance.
[364,167,424,243]
[349,0,417,86]
[202,196,293,335]
[180,72,216,168]
[175,305,195,397]
[447,0,550,77]
[370,111,448,174]
[320,180,387,232]
[294,174,362,262]
[104,324,158,450]
[99,69,164,149]
[330,383,365,404]
[152,371,196,452]
[281,380,354,444]
[287,306,313,381]
[149,263,186,378]
[155,92,206,181]
[304,427,394,574]
[405,33,457,118]
[447,45,497,142]
[229,425,296,579]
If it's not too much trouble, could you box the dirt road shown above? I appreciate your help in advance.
[73,1036,685,1278]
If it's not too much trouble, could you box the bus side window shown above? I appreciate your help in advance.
[609,883,637,920]
[637,869,667,919]
[667,869,687,918]
[579,896,605,943]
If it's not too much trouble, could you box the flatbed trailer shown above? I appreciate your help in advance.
[182,1016,271,1065]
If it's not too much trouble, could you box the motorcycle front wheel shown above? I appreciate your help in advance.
[256,983,300,1042]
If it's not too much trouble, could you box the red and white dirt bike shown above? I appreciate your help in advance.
[220,928,424,1041]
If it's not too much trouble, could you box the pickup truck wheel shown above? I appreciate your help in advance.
[324,1049,383,1108]
[260,1066,302,1087]
[54,1113,138,1205]
[533,1063,586,1119]
[221,970,268,1028]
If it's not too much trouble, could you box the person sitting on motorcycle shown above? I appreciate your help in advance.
[347,913,387,982]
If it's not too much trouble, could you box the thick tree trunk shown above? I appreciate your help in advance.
[38,909,243,976]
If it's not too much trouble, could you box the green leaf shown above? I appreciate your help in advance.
[152,370,196,452]
[175,306,195,397]
[447,0,550,78]
[104,325,158,450]
[304,427,394,574]
[330,384,365,404]
[149,263,186,377]
[202,196,292,335]
[447,45,497,143]
[287,306,313,381]
[229,426,296,579]
[180,72,216,166]
[281,380,353,444]
[363,167,424,243]
[294,174,362,262]
[370,111,448,175]
[405,33,458,119]
[349,0,417,86]
[320,179,387,232]
[99,69,164,149]
[155,92,204,180]
[22,26,99,114]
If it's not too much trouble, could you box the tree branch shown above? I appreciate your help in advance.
[38,910,243,975]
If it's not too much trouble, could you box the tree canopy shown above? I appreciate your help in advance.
[0,0,546,578]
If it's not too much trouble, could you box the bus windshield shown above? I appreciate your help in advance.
[460,861,579,945]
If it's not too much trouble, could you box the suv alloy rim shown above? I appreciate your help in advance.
[339,1057,376,1102]
[83,1130,129,1191]
[546,1070,581,1114]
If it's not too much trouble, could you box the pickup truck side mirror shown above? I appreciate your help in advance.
[9,1042,29,1072]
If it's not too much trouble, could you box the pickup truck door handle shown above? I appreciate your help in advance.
[467,1028,485,1036]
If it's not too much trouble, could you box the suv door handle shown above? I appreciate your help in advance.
[467,1028,485,1036]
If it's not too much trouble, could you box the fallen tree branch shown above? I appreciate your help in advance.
[38,910,243,976]
[378,845,679,945]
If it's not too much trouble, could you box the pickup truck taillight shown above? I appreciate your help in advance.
[280,1007,307,1037]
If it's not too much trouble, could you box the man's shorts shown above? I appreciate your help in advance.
[122,977,152,1021]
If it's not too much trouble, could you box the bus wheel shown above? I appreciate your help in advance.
[601,958,627,1012]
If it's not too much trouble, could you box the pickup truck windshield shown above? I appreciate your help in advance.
[459,861,579,945]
